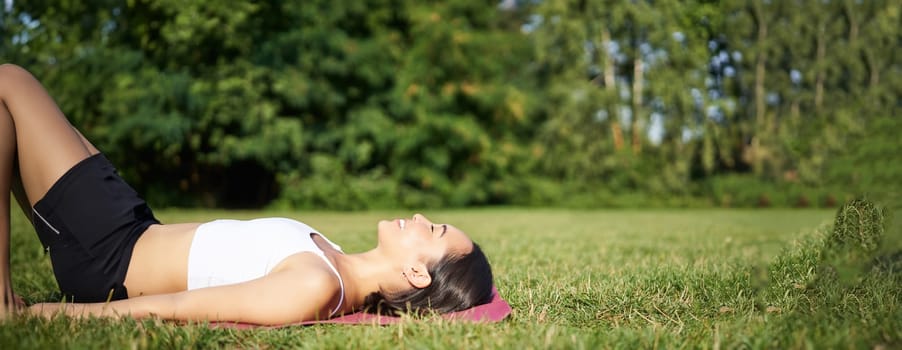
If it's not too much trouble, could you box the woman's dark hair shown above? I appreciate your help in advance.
[363,243,494,315]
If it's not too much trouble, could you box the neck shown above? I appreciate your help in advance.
[329,248,398,312]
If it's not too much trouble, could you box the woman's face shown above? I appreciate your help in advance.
[376,213,474,265]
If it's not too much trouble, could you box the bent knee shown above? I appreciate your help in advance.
[0,63,29,75]
[0,64,35,94]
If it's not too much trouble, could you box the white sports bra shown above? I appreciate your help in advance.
[187,217,345,316]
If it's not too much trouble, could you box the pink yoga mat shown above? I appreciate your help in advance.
[213,286,511,328]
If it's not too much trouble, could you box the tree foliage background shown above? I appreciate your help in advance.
[1,0,899,210]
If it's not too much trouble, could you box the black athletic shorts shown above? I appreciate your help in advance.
[31,153,159,302]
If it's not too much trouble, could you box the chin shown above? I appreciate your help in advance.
[375,220,390,246]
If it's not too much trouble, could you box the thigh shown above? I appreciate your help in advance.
[0,64,97,206]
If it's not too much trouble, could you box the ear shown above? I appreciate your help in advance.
[403,262,432,289]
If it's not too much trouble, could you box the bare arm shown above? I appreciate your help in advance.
[29,267,339,325]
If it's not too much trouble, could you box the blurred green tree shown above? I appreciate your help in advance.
[1,0,897,209]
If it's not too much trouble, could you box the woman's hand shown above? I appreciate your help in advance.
[2,290,25,317]
[10,293,25,309]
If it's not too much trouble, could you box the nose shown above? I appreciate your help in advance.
[412,213,430,224]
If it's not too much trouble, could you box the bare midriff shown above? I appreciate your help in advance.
[124,223,201,297]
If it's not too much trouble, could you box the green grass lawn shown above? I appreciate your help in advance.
[2,208,899,349]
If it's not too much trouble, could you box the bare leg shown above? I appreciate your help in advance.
[10,165,30,222]
[0,64,98,205]
[1,97,15,314]
[8,129,95,221]
[0,63,101,314]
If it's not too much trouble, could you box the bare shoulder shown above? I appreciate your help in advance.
[275,253,343,319]
[276,253,342,293]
